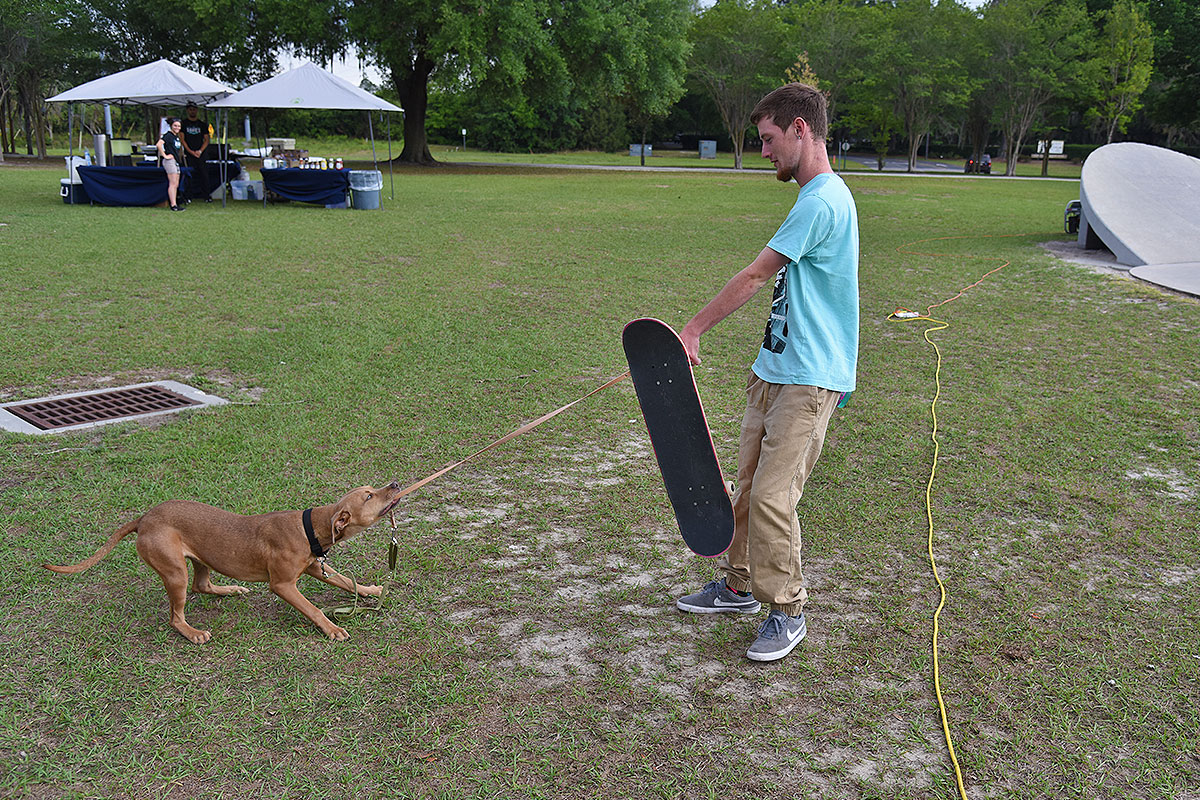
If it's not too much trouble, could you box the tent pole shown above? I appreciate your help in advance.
[68,103,74,170]
[366,111,379,209]
[261,112,268,209]
[386,112,393,200]
[221,109,228,209]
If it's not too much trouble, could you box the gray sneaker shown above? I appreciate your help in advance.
[676,578,761,614]
[746,609,806,662]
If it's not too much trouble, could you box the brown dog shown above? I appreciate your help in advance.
[45,481,405,643]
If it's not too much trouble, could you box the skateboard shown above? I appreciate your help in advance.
[622,318,734,557]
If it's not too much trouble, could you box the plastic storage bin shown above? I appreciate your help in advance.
[349,170,382,210]
[230,179,263,200]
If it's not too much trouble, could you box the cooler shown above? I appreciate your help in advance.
[60,179,90,204]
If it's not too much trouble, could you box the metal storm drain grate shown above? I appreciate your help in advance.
[0,381,228,435]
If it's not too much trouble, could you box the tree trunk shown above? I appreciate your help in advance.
[5,94,17,154]
[0,93,8,160]
[35,99,46,158]
[1040,139,1050,177]
[21,93,33,155]
[392,54,436,165]
[1006,136,1021,177]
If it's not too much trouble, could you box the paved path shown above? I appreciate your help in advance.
[457,160,1078,182]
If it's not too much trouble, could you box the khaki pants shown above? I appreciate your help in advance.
[719,374,838,616]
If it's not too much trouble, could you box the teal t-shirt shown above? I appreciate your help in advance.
[751,172,859,393]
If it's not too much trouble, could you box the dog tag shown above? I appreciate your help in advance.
[388,537,399,572]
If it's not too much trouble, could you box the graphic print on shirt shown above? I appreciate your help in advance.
[183,122,206,151]
[761,265,788,354]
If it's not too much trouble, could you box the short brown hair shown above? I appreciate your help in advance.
[751,83,828,142]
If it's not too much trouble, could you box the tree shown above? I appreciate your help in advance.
[688,0,790,169]
[879,0,972,172]
[349,0,692,165]
[982,0,1094,176]
[617,0,693,165]
[837,3,901,171]
[1142,0,1200,144]
[780,0,873,136]
[0,0,98,158]
[1088,0,1153,142]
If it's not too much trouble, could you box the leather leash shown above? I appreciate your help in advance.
[327,371,631,620]
[383,371,631,571]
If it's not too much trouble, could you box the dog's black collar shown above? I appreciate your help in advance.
[301,508,325,559]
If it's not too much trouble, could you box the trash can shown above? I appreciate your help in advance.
[93,134,108,167]
[349,170,383,210]
[699,140,716,159]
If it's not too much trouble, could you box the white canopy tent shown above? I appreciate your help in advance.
[209,62,403,205]
[208,62,401,112]
[48,59,232,183]
[48,58,232,106]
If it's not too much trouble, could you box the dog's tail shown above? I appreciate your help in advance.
[44,517,141,574]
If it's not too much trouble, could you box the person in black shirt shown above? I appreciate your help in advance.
[156,117,185,211]
[181,101,211,202]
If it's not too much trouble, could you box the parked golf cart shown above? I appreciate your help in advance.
[964,153,992,174]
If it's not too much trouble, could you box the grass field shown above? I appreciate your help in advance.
[1,160,1196,799]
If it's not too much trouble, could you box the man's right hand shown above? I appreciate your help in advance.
[680,325,702,366]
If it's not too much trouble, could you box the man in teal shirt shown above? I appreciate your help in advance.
[676,83,859,662]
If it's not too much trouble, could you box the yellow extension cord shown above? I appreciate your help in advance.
[886,232,1032,800]
[888,309,967,800]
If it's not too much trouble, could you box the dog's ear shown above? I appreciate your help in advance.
[333,509,352,534]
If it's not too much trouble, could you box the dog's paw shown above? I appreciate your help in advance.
[328,625,350,641]
[176,625,212,644]
[356,584,383,597]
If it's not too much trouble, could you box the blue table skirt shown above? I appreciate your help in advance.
[139,159,240,194]
[77,165,190,207]
[260,168,351,205]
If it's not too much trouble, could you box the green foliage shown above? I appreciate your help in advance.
[688,0,791,169]
[779,0,873,130]
[1087,0,1154,143]
[348,0,692,162]
[74,0,344,85]
[0,0,101,155]
[891,0,973,171]
[4,0,1195,160]
[980,0,1096,176]
[1142,0,1200,137]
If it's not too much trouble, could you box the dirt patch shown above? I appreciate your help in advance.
[1040,239,1130,278]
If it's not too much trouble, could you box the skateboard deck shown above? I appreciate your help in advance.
[622,318,734,557]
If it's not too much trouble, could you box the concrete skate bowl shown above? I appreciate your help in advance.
[1078,142,1200,296]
